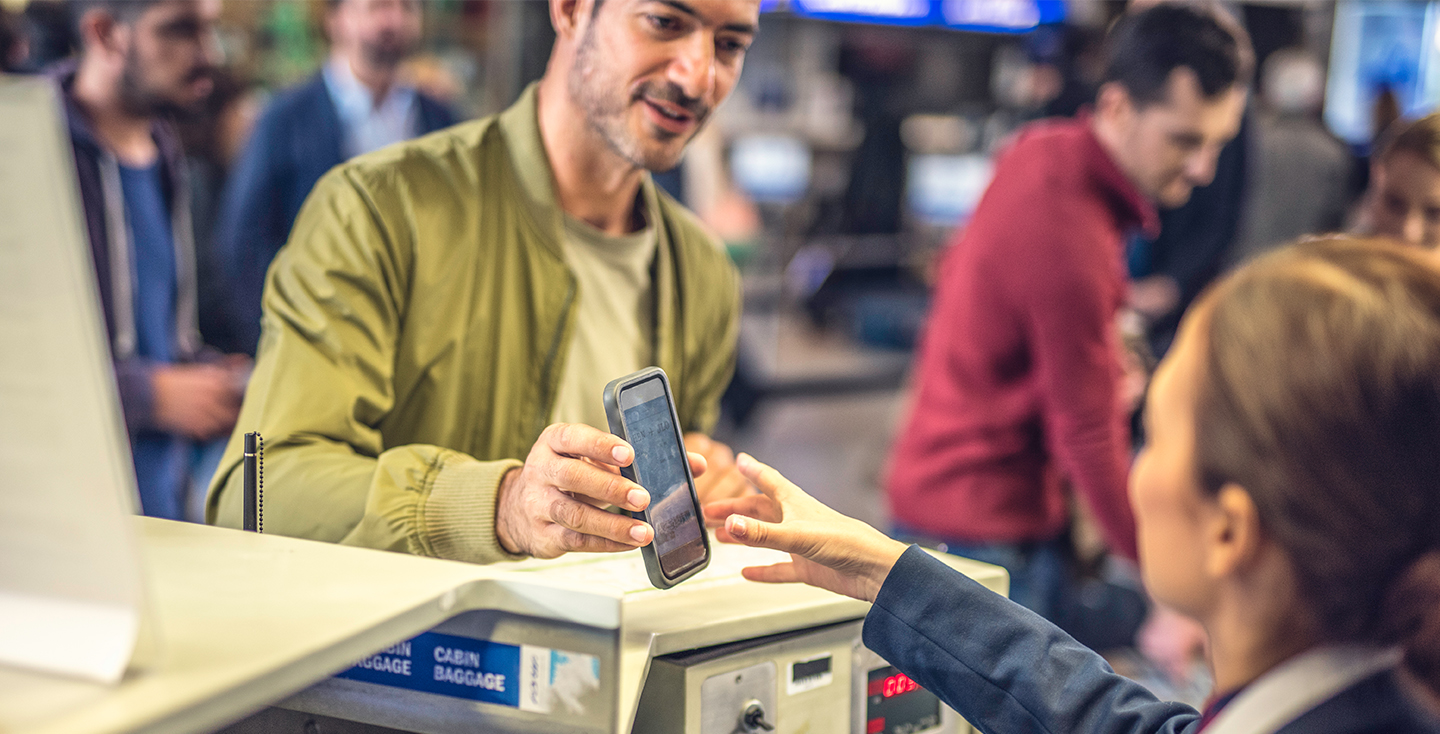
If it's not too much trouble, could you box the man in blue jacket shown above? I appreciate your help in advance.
[216,0,455,354]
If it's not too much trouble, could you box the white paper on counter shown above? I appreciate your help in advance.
[0,75,148,684]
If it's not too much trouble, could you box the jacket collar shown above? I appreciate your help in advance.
[1205,645,1403,734]
[1075,112,1161,239]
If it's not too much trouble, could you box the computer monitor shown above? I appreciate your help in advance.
[1325,0,1440,146]
[906,153,993,227]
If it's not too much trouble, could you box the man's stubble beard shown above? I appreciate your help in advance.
[361,31,412,71]
[568,24,704,172]
[118,48,205,118]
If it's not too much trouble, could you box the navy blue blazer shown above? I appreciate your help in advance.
[863,546,1440,734]
[215,73,455,353]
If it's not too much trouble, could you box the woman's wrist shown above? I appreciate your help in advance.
[863,539,910,602]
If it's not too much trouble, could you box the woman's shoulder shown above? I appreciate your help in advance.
[1280,669,1440,734]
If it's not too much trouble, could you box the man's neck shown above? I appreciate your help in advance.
[1088,115,1150,202]
[337,52,397,110]
[535,74,646,236]
[71,57,158,168]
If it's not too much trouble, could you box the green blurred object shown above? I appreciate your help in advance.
[264,1,321,88]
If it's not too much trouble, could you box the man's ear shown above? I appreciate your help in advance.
[1204,483,1263,580]
[550,0,592,42]
[1094,80,1135,131]
[78,8,125,58]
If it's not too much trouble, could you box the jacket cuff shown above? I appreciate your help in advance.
[420,454,526,564]
[114,358,157,432]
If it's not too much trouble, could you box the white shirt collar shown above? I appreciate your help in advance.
[322,57,418,158]
[1205,645,1403,734]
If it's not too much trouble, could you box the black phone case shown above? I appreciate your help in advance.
[603,366,711,589]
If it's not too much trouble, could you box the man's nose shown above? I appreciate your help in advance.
[1403,213,1427,246]
[1184,147,1219,188]
[668,33,716,103]
[202,25,224,67]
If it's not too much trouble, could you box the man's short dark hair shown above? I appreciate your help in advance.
[1102,3,1254,108]
[72,0,165,35]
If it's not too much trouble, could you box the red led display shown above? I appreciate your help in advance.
[881,672,921,698]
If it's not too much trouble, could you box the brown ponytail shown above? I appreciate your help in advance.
[1380,552,1440,694]
[1193,236,1440,697]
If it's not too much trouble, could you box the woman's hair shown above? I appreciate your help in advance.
[1193,236,1440,695]
[1376,113,1440,172]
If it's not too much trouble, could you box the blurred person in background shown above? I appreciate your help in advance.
[56,0,250,520]
[1358,113,1440,253]
[885,4,1250,649]
[216,0,456,356]
[1229,48,1352,265]
[174,69,259,360]
[1124,1,1251,358]
[207,0,757,563]
[1,5,29,72]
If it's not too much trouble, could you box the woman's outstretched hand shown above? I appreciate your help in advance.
[702,453,909,603]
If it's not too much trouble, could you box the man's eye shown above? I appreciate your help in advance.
[647,14,679,31]
[718,38,749,55]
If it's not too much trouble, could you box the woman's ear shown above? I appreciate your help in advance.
[1204,483,1263,580]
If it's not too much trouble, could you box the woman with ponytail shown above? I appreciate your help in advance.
[706,236,1440,733]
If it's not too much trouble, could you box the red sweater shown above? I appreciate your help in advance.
[886,118,1156,561]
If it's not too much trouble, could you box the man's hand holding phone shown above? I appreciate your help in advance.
[494,422,708,559]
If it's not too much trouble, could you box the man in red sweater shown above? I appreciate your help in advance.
[886,5,1250,630]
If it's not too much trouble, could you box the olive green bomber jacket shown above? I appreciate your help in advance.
[206,85,740,564]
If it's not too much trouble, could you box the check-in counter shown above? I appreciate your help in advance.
[228,540,1008,734]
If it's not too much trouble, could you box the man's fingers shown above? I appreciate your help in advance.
[547,456,648,511]
[545,423,633,467]
[547,495,653,547]
[697,468,753,503]
[688,451,707,478]
[703,494,775,524]
[535,527,639,558]
[740,561,803,584]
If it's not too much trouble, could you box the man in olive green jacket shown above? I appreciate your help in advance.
[207,0,761,564]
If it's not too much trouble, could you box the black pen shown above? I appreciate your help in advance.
[243,432,261,532]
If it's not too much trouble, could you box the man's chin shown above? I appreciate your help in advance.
[1158,187,1194,209]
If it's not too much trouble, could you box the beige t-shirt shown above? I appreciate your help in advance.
[549,214,658,431]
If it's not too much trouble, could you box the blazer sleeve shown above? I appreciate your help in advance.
[863,546,1200,734]
[205,167,522,565]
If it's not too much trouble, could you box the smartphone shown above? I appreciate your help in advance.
[603,367,710,589]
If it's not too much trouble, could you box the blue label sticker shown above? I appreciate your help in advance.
[338,631,521,707]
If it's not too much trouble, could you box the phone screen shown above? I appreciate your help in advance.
[621,377,707,578]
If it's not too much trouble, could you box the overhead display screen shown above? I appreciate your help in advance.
[769,0,1065,33]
